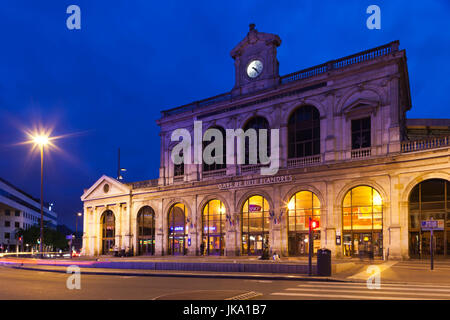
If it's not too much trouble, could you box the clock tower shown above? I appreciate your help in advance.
[230,24,282,96]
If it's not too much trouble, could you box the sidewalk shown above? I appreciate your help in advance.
[2,255,448,285]
[0,255,359,278]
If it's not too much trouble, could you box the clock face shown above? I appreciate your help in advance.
[246,60,263,78]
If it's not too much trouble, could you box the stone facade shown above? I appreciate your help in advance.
[81,26,450,260]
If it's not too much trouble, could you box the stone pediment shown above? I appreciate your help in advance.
[342,98,380,120]
[81,175,130,201]
[230,24,281,59]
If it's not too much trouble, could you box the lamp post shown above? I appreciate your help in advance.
[75,212,82,234]
[32,135,49,258]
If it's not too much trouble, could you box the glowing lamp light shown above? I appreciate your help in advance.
[373,193,382,206]
[33,135,49,146]
[287,200,295,211]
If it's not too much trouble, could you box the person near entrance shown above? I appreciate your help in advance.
[200,241,205,256]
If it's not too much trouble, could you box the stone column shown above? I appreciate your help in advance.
[155,199,164,256]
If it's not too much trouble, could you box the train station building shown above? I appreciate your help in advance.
[81,25,450,260]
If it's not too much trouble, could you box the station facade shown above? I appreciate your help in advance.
[81,25,450,260]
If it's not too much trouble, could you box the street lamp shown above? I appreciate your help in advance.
[76,212,82,234]
[32,134,49,258]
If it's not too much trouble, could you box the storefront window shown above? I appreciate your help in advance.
[101,210,115,255]
[137,206,155,255]
[168,203,187,255]
[287,191,321,256]
[342,186,383,257]
[202,199,226,255]
[409,179,449,258]
[241,195,270,255]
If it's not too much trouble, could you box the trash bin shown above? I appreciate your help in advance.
[317,248,332,276]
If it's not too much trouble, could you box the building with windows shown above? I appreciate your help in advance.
[81,25,450,260]
[0,177,57,251]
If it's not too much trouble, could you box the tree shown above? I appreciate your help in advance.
[18,226,69,251]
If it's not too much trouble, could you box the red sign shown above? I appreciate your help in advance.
[310,219,320,230]
[249,204,262,212]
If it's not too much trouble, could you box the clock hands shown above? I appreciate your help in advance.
[252,66,259,73]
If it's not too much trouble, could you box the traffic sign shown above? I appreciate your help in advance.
[421,220,444,231]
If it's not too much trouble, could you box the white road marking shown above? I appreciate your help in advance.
[270,292,436,300]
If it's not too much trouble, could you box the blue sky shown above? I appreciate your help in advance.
[0,0,449,229]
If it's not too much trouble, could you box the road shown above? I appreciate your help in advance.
[1,266,450,300]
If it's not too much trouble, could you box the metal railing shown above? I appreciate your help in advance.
[401,136,450,153]
[287,154,322,168]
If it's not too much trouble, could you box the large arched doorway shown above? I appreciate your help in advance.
[202,199,226,255]
[409,179,449,258]
[241,195,270,255]
[168,203,188,255]
[342,186,383,258]
[101,210,115,255]
[137,206,155,255]
[287,191,321,256]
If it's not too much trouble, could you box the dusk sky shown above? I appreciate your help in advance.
[0,0,449,229]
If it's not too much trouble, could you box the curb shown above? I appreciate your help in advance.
[9,264,347,282]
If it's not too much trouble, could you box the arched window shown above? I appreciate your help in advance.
[241,195,270,255]
[342,186,383,257]
[203,126,227,172]
[202,199,226,255]
[243,117,270,165]
[287,191,321,256]
[168,203,187,255]
[288,105,320,158]
[101,210,115,255]
[409,179,449,258]
[173,149,184,177]
[137,206,155,255]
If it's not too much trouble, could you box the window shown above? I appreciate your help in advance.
[5,210,10,216]
[15,222,20,228]
[101,210,115,255]
[351,117,371,149]
[173,149,184,177]
[137,206,155,255]
[203,127,227,172]
[202,200,226,255]
[4,233,10,239]
[241,195,270,255]
[288,105,320,158]
[243,117,270,165]
[287,191,321,256]
[15,210,20,217]
[168,203,187,255]
[4,221,10,228]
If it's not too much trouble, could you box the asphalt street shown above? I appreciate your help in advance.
[1,266,450,300]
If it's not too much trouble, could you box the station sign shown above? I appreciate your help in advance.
[421,220,444,231]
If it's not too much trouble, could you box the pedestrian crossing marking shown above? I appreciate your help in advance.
[270,281,450,300]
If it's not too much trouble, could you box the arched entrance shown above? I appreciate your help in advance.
[241,195,270,255]
[202,199,226,255]
[168,203,187,255]
[101,210,115,255]
[287,191,321,256]
[409,179,450,258]
[342,186,383,258]
[137,206,155,255]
